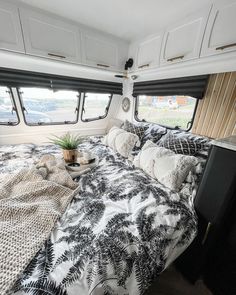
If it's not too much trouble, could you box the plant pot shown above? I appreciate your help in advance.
[63,149,78,163]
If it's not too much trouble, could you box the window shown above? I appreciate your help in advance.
[135,95,198,130]
[19,88,80,125]
[82,93,112,121]
[0,86,19,125]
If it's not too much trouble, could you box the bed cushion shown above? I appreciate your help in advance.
[121,120,148,141]
[141,123,167,146]
[102,126,140,158]
[157,130,210,156]
[133,140,199,191]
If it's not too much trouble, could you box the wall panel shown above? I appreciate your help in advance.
[192,72,236,139]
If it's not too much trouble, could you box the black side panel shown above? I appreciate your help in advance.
[176,144,236,295]
[194,146,236,224]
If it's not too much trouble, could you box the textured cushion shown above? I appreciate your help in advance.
[133,140,199,191]
[157,131,210,156]
[102,126,140,158]
[141,124,167,146]
[121,120,148,141]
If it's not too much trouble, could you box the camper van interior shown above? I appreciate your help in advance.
[0,0,236,294]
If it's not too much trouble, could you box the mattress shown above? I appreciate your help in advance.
[0,136,200,295]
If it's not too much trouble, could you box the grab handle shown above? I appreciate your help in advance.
[97,63,110,68]
[167,55,184,62]
[138,63,150,69]
[48,53,66,59]
[216,43,236,51]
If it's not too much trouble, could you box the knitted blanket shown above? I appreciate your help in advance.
[0,155,79,295]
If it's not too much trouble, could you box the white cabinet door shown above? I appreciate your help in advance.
[19,8,81,63]
[201,1,236,57]
[82,32,119,70]
[160,7,210,65]
[0,1,25,53]
[136,34,163,70]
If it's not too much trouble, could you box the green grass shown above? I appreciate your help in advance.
[138,105,194,129]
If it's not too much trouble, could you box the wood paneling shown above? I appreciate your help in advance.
[192,72,236,138]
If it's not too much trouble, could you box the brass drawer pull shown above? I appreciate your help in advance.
[48,53,66,59]
[97,63,110,68]
[138,63,150,69]
[216,43,236,51]
[167,55,185,62]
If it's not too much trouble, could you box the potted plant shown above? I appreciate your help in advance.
[49,132,83,163]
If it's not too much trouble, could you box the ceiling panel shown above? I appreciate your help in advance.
[17,0,213,41]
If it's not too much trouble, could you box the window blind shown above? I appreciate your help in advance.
[133,75,209,99]
[0,68,123,94]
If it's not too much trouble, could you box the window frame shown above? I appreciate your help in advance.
[0,86,20,126]
[17,88,81,126]
[134,95,199,132]
[81,92,113,122]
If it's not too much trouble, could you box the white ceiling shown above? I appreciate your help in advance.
[18,0,212,41]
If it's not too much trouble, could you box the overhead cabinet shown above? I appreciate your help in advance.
[160,7,211,65]
[201,1,236,57]
[19,8,82,63]
[0,1,25,53]
[135,34,163,70]
[82,32,126,71]
[1,0,236,75]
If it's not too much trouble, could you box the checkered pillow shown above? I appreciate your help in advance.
[121,120,148,141]
[157,131,209,156]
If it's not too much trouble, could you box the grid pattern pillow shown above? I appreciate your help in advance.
[141,124,167,146]
[121,120,148,141]
[157,131,209,156]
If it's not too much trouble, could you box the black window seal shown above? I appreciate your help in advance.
[81,93,112,122]
[17,88,81,127]
[0,86,20,126]
[134,95,199,132]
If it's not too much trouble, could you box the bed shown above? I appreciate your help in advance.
[0,127,210,295]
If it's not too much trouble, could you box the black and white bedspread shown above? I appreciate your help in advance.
[0,137,200,295]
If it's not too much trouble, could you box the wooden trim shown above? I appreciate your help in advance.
[192,72,236,139]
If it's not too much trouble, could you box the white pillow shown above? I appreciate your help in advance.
[133,140,199,191]
[102,126,140,158]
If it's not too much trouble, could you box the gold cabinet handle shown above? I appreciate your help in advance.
[138,63,150,69]
[167,55,185,62]
[216,43,236,51]
[48,53,66,59]
[97,63,110,68]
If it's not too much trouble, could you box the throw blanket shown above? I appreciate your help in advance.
[0,155,79,295]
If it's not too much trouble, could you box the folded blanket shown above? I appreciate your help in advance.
[0,155,79,295]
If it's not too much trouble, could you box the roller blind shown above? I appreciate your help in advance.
[0,68,123,94]
[133,75,209,99]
